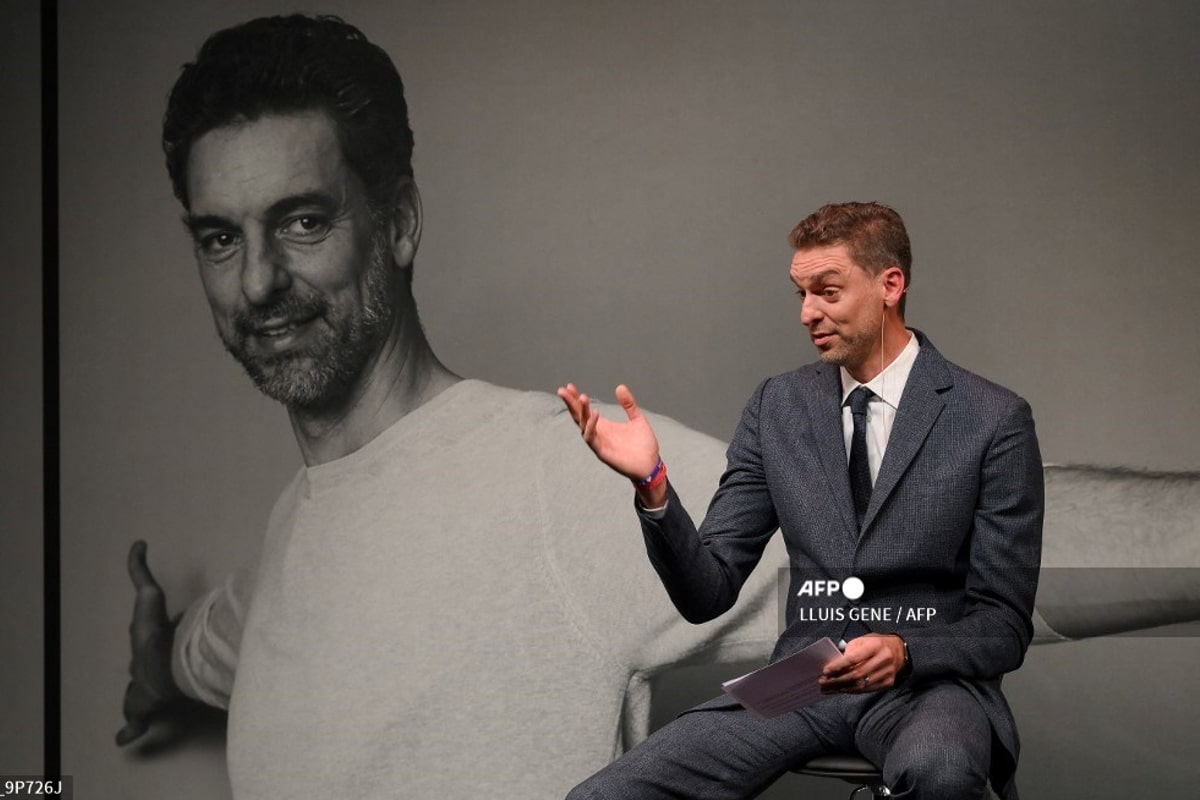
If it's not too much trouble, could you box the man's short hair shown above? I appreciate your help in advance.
[162,14,414,215]
[788,202,912,314]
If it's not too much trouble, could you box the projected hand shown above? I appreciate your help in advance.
[116,540,184,746]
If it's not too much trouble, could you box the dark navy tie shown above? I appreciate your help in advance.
[848,386,875,528]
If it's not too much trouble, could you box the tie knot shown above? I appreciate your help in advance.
[848,386,874,416]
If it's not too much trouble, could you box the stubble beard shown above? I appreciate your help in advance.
[813,306,884,374]
[221,236,396,413]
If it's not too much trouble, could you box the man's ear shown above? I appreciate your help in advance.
[388,178,422,269]
[880,266,906,308]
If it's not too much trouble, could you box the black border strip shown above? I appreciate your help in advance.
[42,0,61,779]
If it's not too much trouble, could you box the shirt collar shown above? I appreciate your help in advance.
[840,330,919,410]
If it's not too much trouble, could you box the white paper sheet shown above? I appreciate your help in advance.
[721,637,843,718]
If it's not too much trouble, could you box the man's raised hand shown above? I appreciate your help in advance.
[557,383,661,482]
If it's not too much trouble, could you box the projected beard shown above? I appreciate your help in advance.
[220,234,396,412]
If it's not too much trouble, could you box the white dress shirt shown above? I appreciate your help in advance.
[840,330,920,486]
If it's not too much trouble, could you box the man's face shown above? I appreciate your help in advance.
[184,111,398,410]
[790,243,885,375]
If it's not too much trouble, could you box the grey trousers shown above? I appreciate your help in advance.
[567,680,993,800]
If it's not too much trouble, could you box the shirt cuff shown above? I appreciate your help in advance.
[639,499,670,519]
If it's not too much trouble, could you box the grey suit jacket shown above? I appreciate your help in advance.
[639,330,1044,799]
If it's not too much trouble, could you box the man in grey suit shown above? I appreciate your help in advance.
[558,201,1044,799]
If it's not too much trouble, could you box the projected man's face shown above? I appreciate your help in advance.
[184,111,401,410]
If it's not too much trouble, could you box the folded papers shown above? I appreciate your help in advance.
[721,637,842,718]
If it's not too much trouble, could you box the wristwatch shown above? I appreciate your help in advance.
[895,635,912,682]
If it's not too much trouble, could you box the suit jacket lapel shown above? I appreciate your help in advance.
[860,333,953,534]
[802,363,860,541]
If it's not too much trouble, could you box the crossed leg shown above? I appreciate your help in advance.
[856,681,992,800]
[568,683,993,800]
[566,694,864,800]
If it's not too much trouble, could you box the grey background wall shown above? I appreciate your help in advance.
[3,0,1196,796]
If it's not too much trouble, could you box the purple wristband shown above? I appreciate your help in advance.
[633,458,666,489]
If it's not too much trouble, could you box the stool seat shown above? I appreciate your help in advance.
[793,753,889,798]
[794,753,881,779]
